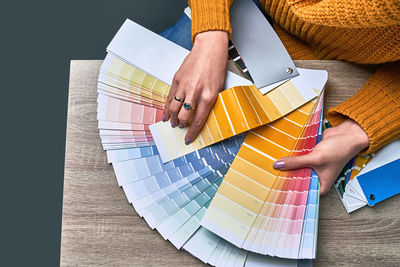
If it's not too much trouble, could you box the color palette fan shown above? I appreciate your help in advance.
[97,18,327,266]
[334,139,400,213]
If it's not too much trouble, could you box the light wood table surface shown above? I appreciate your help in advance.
[61,60,400,266]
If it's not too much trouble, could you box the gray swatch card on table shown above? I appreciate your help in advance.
[230,0,299,94]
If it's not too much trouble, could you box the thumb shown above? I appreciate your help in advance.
[272,154,315,171]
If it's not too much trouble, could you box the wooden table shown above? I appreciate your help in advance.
[61,60,400,266]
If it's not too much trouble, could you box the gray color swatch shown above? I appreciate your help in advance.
[230,0,299,92]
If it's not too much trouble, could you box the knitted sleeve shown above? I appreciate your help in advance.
[188,0,400,40]
[327,61,400,154]
[287,0,400,28]
[188,0,233,41]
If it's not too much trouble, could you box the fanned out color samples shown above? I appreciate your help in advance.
[151,69,323,163]
[96,16,326,266]
[98,54,169,107]
[200,92,324,259]
[96,55,313,267]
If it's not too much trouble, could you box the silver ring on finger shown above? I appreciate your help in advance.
[174,95,184,103]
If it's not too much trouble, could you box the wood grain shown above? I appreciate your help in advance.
[61,60,400,267]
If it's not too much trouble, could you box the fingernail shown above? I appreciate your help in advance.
[171,122,176,127]
[273,161,285,169]
[162,114,166,121]
[179,124,184,128]
[185,138,191,145]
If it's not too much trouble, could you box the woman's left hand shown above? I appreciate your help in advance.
[272,119,370,195]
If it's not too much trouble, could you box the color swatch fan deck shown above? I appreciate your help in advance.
[334,139,400,213]
[97,18,327,266]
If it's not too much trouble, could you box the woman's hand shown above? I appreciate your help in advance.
[163,31,229,144]
[273,119,370,195]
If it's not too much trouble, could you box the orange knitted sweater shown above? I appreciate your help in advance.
[189,0,400,154]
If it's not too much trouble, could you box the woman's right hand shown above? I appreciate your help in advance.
[273,119,370,195]
[162,30,229,145]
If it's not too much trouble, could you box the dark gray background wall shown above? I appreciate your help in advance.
[1,1,187,265]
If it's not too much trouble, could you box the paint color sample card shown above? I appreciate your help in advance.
[230,0,299,90]
[97,94,163,124]
[151,69,326,163]
[99,54,170,106]
[200,93,324,259]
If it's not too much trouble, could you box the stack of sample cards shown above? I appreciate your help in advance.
[334,139,400,213]
[97,18,328,266]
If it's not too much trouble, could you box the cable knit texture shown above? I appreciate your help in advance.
[189,0,400,154]
[327,62,400,154]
